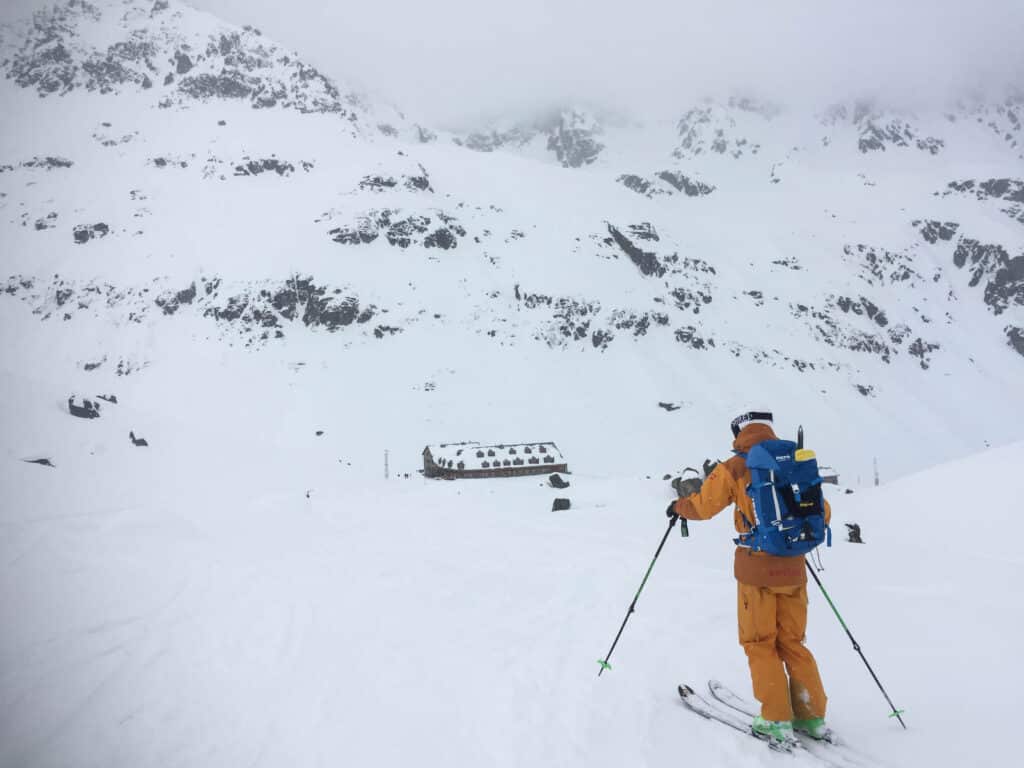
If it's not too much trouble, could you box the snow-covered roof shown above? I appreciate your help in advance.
[425,442,565,471]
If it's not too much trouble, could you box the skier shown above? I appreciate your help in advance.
[668,410,832,746]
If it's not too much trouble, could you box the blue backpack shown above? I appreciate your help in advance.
[735,439,831,556]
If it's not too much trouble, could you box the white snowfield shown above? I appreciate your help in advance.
[0,331,1020,768]
[1,1,1022,766]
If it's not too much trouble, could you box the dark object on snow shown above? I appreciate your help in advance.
[658,401,680,412]
[662,473,671,481]
[129,431,149,447]
[68,397,100,419]
[845,523,863,543]
[552,498,571,511]
[844,488,855,495]
[549,473,570,489]
[23,457,55,468]
[316,430,324,436]
[96,394,118,404]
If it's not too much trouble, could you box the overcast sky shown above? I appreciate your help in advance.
[3,0,1023,126]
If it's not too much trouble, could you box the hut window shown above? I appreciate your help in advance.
[476,450,484,458]
[539,446,547,453]
[457,461,465,470]
[524,447,532,454]
[528,457,539,465]
[503,459,511,467]
[509,448,516,454]
[544,455,554,463]
[513,458,524,466]
[487,449,495,457]
[456,450,463,456]
[482,461,490,468]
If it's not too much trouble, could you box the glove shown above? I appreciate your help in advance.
[666,501,690,537]
[702,458,719,478]
[674,477,703,498]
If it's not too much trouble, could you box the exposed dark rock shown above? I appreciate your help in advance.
[373,325,403,338]
[68,396,100,419]
[835,295,889,327]
[129,430,149,447]
[744,290,764,306]
[606,223,665,277]
[179,72,254,99]
[673,106,761,159]
[233,157,299,176]
[546,113,603,168]
[154,283,197,315]
[22,457,55,468]
[548,473,570,489]
[912,219,959,244]
[658,402,681,411]
[359,175,398,191]
[674,326,714,349]
[856,118,943,154]
[72,223,110,244]
[947,178,1024,203]
[618,174,653,195]
[951,239,1024,315]
[34,212,58,230]
[855,384,874,397]
[657,171,715,196]
[174,50,193,75]
[843,244,919,285]
[96,394,117,404]
[551,498,571,511]
[671,287,712,314]
[327,209,464,250]
[21,156,74,170]
[908,338,940,369]
[845,523,864,543]
[617,171,714,198]
[1007,326,1024,357]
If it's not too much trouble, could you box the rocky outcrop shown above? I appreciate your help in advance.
[2,274,382,344]
[952,238,1024,315]
[912,220,959,244]
[72,223,110,244]
[1,0,378,130]
[324,208,466,250]
[673,104,762,159]
[617,171,715,198]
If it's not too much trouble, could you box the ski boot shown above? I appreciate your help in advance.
[793,716,836,743]
[751,715,798,751]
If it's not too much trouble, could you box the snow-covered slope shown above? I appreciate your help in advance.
[1,341,1021,768]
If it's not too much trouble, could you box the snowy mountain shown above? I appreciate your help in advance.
[3,2,1024,766]
[1,0,1021,471]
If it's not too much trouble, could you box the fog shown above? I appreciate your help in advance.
[3,0,1023,126]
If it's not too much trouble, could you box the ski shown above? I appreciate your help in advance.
[707,680,872,768]
[677,684,795,753]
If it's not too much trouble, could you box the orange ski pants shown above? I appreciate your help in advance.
[738,582,827,722]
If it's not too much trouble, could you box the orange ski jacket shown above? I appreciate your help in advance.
[670,423,831,587]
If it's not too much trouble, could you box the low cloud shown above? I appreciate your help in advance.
[5,0,1023,126]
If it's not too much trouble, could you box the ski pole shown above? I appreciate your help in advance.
[805,560,907,728]
[597,515,682,675]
